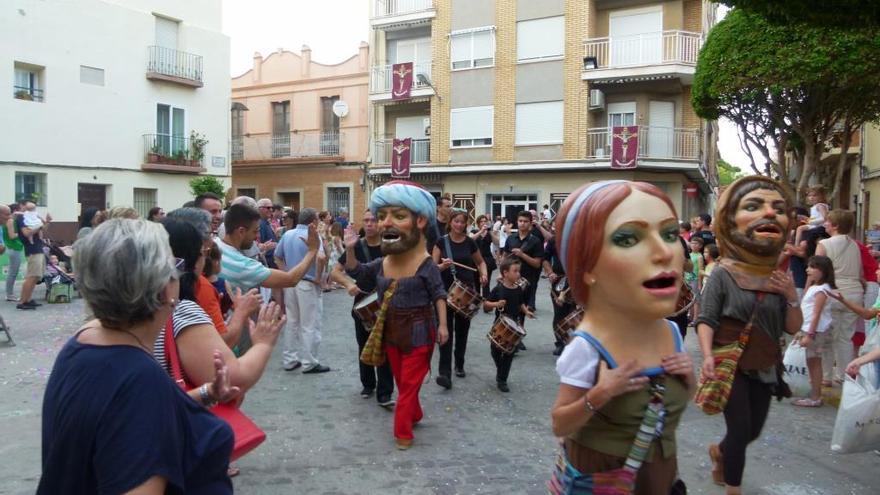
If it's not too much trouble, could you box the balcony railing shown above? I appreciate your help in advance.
[370,61,432,94]
[14,85,43,102]
[374,138,431,165]
[146,45,204,86]
[143,133,204,169]
[586,127,700,161]
[374,0,433,18]
[583,31,701,69]
[232,131,344,162]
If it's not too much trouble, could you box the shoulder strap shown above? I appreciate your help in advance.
[443,234,457,278]
[572,331,618,368]
[164,318,190,391]
[359,238,372,262]
[667,320,684,353]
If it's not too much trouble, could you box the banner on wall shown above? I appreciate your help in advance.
[611,125,639,169]
[391,62,413,101]
[391,138,412,179]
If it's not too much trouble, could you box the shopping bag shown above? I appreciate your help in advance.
[831,369,880,454]
[782,341,811,398]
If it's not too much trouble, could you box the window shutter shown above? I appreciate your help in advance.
[451,106,494,141]
[517,16,565,61]
[515,101,563,145]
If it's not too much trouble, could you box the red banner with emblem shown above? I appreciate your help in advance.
[391,62,413,101]
[391,138,412,179]
[611,125,639,169]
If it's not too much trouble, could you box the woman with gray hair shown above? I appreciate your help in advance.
[38,219,239,494]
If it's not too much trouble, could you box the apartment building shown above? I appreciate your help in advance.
[367,0,717,221]
[230,44,370,223]
[0,0,231,243]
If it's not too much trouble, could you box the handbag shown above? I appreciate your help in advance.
[164,321,266,462]
[694,292,765,415]
[549,376,670,495]
[360,280,398,367]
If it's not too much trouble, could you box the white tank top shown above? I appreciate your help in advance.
[820,235,863,293]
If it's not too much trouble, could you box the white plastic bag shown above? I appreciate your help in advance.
[782,341,811,398]
[831,369,880,454]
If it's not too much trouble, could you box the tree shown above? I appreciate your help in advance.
[189,176,226,199]
[692,9,880,201]
[717,1,880,27]
[717,158,744,186]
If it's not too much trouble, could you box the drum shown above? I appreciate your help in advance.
[669,283,693,317]
[554,307,584,344]
[353,292,381,330]
[447,279,482,319]
[487,315,527,354]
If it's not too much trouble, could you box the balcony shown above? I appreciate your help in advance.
[582,31,701,83]
[371,0,435,29]
[232,131,344,163]
[374,138,431,165]
[146,46,204,88]
[142,134,207,174]
[13,86,44,102]
[586,127,700,161]
[369,61,434,101]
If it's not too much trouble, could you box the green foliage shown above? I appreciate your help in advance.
[716,1,880,27]
[189,130,209,163]
[189,176,226,198]
[717,158,744,186]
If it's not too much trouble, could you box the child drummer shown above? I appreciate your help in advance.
[483,258,534,392]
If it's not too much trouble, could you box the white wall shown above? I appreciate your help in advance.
[0,0,230,220]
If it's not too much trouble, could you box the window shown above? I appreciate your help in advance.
[14,62,44,102]
[133,188,158,218]
[451,27,495,70]
[231,105,245,160]
[515,101,564,145]
[326,186,350,217]
[320,96,341,155]
[80,65,105,86]
[154,16,179,49]
[450,106,493,148]
[237,188,256,199]
[156,104,185,156]
[15,172,47,205]
[517,16,565,62]
[272,101,291,158]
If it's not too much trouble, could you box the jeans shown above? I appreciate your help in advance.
[282,282,323,369]
[5,249,22,297]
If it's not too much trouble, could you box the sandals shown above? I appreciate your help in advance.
[792,398,823,407]
[708,444,724,486]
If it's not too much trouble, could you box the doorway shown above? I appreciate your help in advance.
[78,183,106,220]
[489,194,538,223]
[277,191,300,211]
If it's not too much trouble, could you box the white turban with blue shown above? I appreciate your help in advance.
[369,180,437,227]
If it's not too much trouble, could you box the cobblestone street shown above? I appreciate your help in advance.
[1,283,878,494]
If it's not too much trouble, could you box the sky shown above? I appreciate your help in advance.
[221,0,747,173]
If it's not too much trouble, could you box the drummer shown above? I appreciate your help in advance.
[331,209,395,408]
[432,209,488,389]
[543,224,576,356]
[484,258,534,392]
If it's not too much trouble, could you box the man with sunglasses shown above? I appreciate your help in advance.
[257,198,279,269]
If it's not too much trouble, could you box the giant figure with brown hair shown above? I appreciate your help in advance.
[550,180,694,494]
[695,176,802,494]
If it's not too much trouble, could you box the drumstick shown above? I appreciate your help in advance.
[450,261,478,272]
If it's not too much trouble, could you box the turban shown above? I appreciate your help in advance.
[369,180,437,227]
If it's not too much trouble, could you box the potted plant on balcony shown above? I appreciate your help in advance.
[189,131,209,167]
[173,149,189,165]
[14,90,33,101]
[147,143,162,163]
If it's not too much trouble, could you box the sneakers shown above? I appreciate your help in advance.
[283,361,302,371]
[497,381,510,393]
[360,387,374,399]
[454,368,466,378]
[6,295,19,302]
[378,396,396,409]
[516,342,527,351]
[302,364,331,374]
[16,303,35,310]
[792,398,823,407]
[436,375,452,389]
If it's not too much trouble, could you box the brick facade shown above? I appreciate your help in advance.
[564,0,590,159]
[684,0,702,33]
[682,86,699,129]
[430,3,452,165]
[492,1,516,162]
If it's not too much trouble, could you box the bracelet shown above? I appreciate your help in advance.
[199,384,218,407]
[584,393,599,414]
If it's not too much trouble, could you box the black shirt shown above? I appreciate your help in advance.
[471,228,496,270]
[435,235,478,288]
[502,232,545,281]
[15,215,44,256]
[425,221,447,254]
[693,229,715,246]
[544,238,564,276]
[488,282,526,322]
[338,238,383,303]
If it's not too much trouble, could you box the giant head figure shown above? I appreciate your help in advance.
[369,180,437,256]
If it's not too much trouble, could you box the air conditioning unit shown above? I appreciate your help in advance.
[588,89,605,112]
[423,117,431,136]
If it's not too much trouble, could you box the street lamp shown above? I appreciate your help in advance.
[417,73,443,101]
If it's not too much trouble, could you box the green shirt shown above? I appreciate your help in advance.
[1,224,23,251]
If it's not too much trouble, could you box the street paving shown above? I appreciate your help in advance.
[0,282,878,495]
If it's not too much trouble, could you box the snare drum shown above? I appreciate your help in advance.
[554,307,584,344]
[447,279,482,319]
[487,315,527,354]
[353,292,381,330]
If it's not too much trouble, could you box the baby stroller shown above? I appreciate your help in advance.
[44,258,76,304]
[0,312,13,346]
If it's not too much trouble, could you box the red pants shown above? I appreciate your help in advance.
[384,343,432,441]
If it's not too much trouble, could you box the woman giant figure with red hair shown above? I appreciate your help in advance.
[549,181,695,494]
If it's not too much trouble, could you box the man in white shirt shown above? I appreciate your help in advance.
[542,204,553,221]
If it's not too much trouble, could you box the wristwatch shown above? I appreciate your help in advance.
[786,299,800,308]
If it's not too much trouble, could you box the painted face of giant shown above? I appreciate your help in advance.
[584,190,684,319]
[377,206,423,255]
[729,188,790,256]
